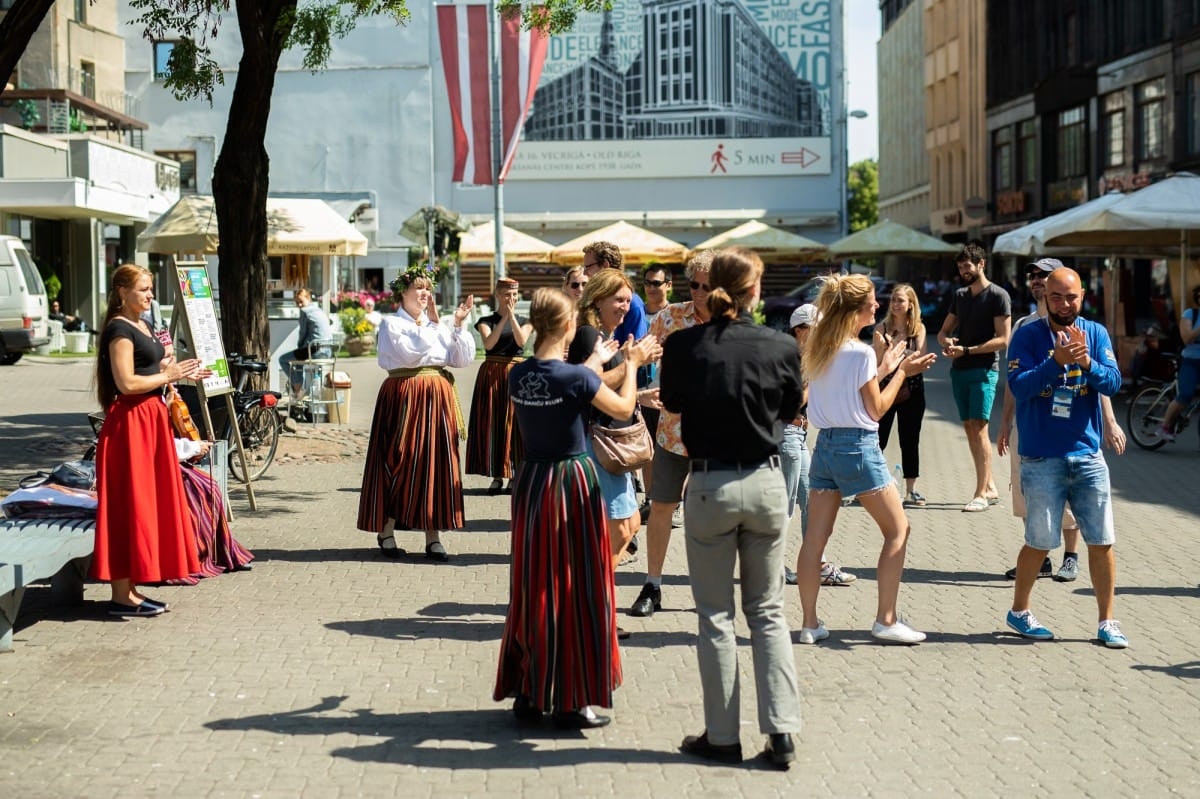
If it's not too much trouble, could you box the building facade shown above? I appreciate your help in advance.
[877,0,930,233]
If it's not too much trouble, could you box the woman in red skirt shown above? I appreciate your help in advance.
[494,288,659,730]
[357,265,476,561]
[466,277,531,494]
[93,264,204,616]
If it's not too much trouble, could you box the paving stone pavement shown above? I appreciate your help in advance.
[1,350,1198,798]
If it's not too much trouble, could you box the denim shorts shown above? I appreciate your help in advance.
[950,367,999,421]
[1019,452,1114,549]
[586,438,639,520]
[809,427,891,498]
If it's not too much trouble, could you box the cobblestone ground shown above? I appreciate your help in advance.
[1,352,1198,798]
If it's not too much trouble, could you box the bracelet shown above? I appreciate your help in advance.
[964,346,971,356]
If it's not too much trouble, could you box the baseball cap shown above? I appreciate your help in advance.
[1026,257,1063,274]
[789,304,819,329]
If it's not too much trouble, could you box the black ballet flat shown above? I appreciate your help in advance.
[513,695,543,724]
[487,478,504,496]
[138,596,170,611]
[425,541,450,562]
[377,535,407,560]
[552,709,611,730]
[106,601,165,618]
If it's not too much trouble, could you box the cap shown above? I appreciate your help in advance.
[789,304,819,329]
[1027,257,1063,274]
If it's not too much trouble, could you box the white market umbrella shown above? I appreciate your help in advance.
[828,220,958,259]
[690,220,827,262]
[551,220,688,266]
[992,193,1127,256]
[458,221,554,263]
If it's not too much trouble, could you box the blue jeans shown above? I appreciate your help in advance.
[779,424,809,533]
[1019,452,1114,549]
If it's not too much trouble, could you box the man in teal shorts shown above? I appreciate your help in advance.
[936,243,1012,512]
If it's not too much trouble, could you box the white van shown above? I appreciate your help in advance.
[0,235,49,365]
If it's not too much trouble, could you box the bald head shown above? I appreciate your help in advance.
[1045,267,1083,328]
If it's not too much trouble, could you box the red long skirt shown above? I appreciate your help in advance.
[92,393,200,583]
[493,455,621,713]
[357,373,465,533]
[465,358,523,479]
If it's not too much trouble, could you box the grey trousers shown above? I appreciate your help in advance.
[683,463,803,745]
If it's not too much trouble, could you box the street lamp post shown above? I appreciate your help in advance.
[842,109,869,240]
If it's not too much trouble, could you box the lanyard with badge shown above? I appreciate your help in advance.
[1049,324,1079,420]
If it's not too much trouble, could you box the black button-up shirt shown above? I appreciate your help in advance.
[660,313,803,462]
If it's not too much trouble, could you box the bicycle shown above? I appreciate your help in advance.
[1126,353,1200,450]
[214,354,282,482]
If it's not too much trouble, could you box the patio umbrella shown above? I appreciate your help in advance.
[993,193,1127,256]
[458,221,554,263]
[828,220,959,259]
[690,220,828,262]
[551,220,688,266]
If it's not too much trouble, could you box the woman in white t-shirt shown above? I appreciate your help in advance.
[797,274,936,645]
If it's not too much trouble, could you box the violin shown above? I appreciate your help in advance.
[168,383,202,441]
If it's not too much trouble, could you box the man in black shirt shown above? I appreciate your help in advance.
[660,248,802,769]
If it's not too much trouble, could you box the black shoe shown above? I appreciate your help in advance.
[629,582,661,617]
[487,478,504,496]
[551,708,611,729]
[680,731,743,764]
[425,541,450,562]
[138,596,170,611]
[638,500,651,519]
[759,733,796,769]
[616,627,631,641]
[1004,557,1053,580]
[784,567,798,586]
[106,601,165,617]
[377,535,407,560]
[513,695,543,724]
[626,534,639,556]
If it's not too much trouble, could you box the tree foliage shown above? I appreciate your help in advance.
[847,158,879,233]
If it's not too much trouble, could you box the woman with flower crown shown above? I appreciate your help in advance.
[357,262,476,561]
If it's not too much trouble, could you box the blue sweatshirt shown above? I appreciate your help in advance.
[1007,316,1121,458]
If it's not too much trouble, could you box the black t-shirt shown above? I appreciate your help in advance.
[475,312,528,357]
[566,324,625,425]
[509,359,602,459]
[948,283,1011,371]
[100,319,166,389]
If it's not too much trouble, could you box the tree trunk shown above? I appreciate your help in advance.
[212,0,298,364]
[0,0,57,97]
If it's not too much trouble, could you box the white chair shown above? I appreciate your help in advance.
[47,319,66,354]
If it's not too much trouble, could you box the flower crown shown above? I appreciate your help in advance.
[390,259,452,296]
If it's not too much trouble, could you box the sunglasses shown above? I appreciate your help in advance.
[1026,271,1048,279]
[582,260,600,270]
[569,281,587,289]
[644,279,669,288]
[690,281,711,292]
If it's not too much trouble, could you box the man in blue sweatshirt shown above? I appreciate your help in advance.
[1004,267,1129,648]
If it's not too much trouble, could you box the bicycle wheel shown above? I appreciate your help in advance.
[228,405,280,482]
[1126,384,1171,450]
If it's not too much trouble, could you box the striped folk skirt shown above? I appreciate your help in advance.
[465,357,523,479]
[357,371,465,533]
[493,454,621,713]
[171,464,253,583]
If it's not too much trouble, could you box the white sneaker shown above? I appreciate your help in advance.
[798,622,829,645]
[871,619,926,644]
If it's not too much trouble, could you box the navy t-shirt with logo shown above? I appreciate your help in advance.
[509,359,602,460]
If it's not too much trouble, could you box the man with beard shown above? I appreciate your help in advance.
[936,243,1011,512]
[1003,267,1127,648]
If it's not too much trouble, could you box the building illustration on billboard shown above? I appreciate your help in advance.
[510,0,833,180]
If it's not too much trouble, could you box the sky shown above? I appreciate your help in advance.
[845,0,881,163]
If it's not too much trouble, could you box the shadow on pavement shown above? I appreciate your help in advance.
[1132,660,1200,679]
[252,547,509,567]
[327,616,504,642]
[0,413,94,489]
[205,696,691,769]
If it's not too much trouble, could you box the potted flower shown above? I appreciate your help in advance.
[339,307,375,356]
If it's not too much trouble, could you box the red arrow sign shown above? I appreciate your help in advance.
[781,148,821,168]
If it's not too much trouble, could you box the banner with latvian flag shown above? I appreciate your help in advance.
[436,4,548,185]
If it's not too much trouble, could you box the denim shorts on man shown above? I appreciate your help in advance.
[1019,452,1115,549]
[809,427,891,498]
[950,367,999,421]
[647,444,690,504]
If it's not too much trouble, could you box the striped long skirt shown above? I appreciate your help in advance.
[357,372,464,533]
[465,358,522,479]
[493,454,621,713]
[178,464,254,579]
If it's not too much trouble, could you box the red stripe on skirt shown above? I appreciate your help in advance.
[357,372,465,532]
[92,392,201,583]
[465,358,523,478]
[493,455,621,712]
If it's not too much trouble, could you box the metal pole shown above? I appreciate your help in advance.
[490,0,506,280]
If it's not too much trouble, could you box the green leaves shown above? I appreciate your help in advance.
[497,0,612,33]
[847,159,879,234]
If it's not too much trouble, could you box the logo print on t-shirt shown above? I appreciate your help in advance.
[515,371,551,402]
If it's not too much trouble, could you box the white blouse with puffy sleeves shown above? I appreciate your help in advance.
[376,307,475,371]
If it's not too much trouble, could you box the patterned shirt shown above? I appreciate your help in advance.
[650,301,703,455]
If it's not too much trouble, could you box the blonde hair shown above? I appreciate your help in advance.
[95,263,153,409]
[685,249,715,279]
[577,268,632,331]
[885,283,922,339]
[803,274,875,379]
[528,287,574,341]
[705,247,763,321]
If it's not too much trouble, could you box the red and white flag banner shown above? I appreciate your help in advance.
[436,4,549,186]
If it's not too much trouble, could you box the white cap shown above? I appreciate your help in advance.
[789,304,819,329]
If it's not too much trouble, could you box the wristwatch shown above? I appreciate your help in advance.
[964,345,971,356]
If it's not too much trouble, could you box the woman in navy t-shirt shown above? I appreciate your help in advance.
[494,288,657,731]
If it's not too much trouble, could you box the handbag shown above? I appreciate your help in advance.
[591,407,654,474]
[881,369,911,403]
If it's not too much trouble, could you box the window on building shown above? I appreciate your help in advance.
[1019,119,1037,184]
[1189,71,1200,155]
[993,128,1013,191]
[79,61,95,100]
[1101,92,1125,168]
[74,0,86,23]
[154,42,177,81]
[1136,77,1166,160]
[1056,105,1086,179]
[156,150,197,193]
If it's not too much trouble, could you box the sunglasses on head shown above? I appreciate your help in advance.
[569,281,587,289]
[690,281,711,292]
[644,279,669,288]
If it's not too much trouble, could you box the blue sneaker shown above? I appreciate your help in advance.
[1098,620,1129,649]
[1006,609,1054,640]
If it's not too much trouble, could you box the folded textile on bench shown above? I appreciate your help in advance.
[2,484,97,520]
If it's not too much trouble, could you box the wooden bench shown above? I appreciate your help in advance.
[0,518,95,652]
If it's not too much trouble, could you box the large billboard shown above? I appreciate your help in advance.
[508,0,834,181]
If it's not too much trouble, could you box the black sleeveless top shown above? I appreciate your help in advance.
[475,312,529,357]
[100,319,166,393]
